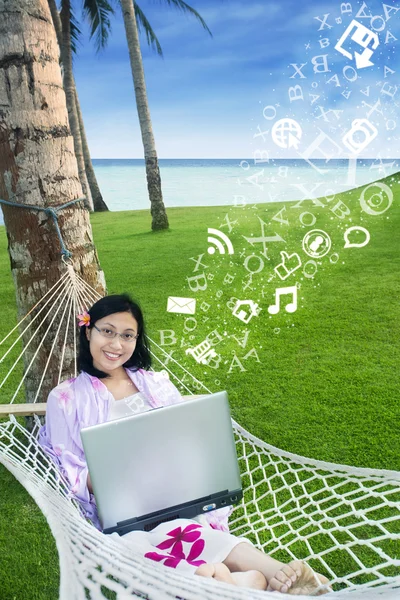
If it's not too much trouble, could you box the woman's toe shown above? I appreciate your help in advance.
[285,561,331,595]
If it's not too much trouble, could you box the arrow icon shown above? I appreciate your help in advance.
[355,49,374,69]
[287,133,301,149]
[272,118,302,149]
[335,20,379,70]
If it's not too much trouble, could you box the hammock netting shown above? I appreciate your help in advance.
[0,263,399,599]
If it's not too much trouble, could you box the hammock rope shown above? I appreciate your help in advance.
[0,196,85,259]
[0,263,399,599]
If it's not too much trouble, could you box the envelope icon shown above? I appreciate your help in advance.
[167,297,196,315]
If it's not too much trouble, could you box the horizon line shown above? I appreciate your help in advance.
[91,157,400,161]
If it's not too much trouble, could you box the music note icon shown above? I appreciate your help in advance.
[267,285,298,315]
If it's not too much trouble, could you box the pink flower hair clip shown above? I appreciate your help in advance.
[77,311,91,327]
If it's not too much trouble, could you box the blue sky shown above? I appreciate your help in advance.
[72,0,400,158]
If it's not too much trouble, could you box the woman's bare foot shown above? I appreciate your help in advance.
[231,570,267,590]
[195,563,236,585]
[267,560,331,595]
[195,563,267,590]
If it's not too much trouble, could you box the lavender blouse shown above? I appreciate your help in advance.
[38,368,233,532]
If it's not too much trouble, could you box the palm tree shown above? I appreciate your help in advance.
[119,0,212,230]
[61,0,95,211]
[48,0,110,213]
[49,0,212,228]
[0,0,106,400]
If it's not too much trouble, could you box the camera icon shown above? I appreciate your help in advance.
[342,119,378,155]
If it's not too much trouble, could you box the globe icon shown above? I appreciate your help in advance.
[272,118,302,149]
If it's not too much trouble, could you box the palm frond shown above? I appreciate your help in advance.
[82,0,115,53]
[154,0,212,37]
[134,1,163,57]
[70,9,83,56]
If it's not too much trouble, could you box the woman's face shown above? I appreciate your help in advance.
[85,311,139,376]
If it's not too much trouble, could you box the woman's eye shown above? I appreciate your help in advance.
[124,334,133,340]
[104,329,112,334]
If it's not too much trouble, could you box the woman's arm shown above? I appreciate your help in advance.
[37,382,103,530]
[38,386,92,503]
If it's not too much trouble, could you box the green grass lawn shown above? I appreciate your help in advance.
[0,174,399,599]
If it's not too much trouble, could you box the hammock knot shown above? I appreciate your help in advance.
[0,196,85,260]
[43,207,59,220]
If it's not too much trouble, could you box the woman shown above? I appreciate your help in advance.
[38,294,330,594]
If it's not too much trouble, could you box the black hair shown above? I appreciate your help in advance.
[77,293,151,379]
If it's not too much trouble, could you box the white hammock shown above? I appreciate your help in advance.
[0,262,399,599]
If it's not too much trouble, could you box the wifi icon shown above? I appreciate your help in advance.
[207,228,234,255]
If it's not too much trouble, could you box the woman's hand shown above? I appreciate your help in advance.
[87,472,93,494]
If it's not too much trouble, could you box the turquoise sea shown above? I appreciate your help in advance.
[0,158,398,225]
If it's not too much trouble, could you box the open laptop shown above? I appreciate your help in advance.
[80,391,243,536]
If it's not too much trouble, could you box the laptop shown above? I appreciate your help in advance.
[80,391,243,536]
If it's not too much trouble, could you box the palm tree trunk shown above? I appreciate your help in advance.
[59,0,93,212]
[0,0,106,405]
[120,0,169,231]
[47,0,108,212]
[75,88,108,212]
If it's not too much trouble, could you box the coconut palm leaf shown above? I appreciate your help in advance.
[134,1,163,57]
[153,0,212,37]
[81,0,115,52]
[70,10,83,57]
[69,0,211,57]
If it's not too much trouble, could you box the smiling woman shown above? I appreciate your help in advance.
[76,294,151,380]
[38,293,248,562]
[88,317,140,365]
[35,292,330,594]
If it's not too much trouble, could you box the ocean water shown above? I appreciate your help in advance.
[0,158,398,226]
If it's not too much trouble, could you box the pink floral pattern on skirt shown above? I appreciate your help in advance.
[145,523,207,569]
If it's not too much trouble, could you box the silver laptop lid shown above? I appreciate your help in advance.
[80,391,241,529]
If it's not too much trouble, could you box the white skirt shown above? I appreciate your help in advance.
[109,517,253,574]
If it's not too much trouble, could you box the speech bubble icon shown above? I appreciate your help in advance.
[344,226,370,249]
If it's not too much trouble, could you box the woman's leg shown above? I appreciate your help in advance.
[223,542,331,594]
[223,542,284,584]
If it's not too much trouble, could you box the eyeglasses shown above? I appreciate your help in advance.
[92,324,139,343]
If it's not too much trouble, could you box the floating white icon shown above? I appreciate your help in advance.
[344,226,371,249]
[335,20,379,69]
[167,297,196,315]
[186,340,217,365]
[302,230,332,259]
[232,300,261,324]
[342,119,378,155]
[360,182,393,216]
[274,251,302,280]
[207,228,234,255]
[268,285,298,315]
[272,118,302,149]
